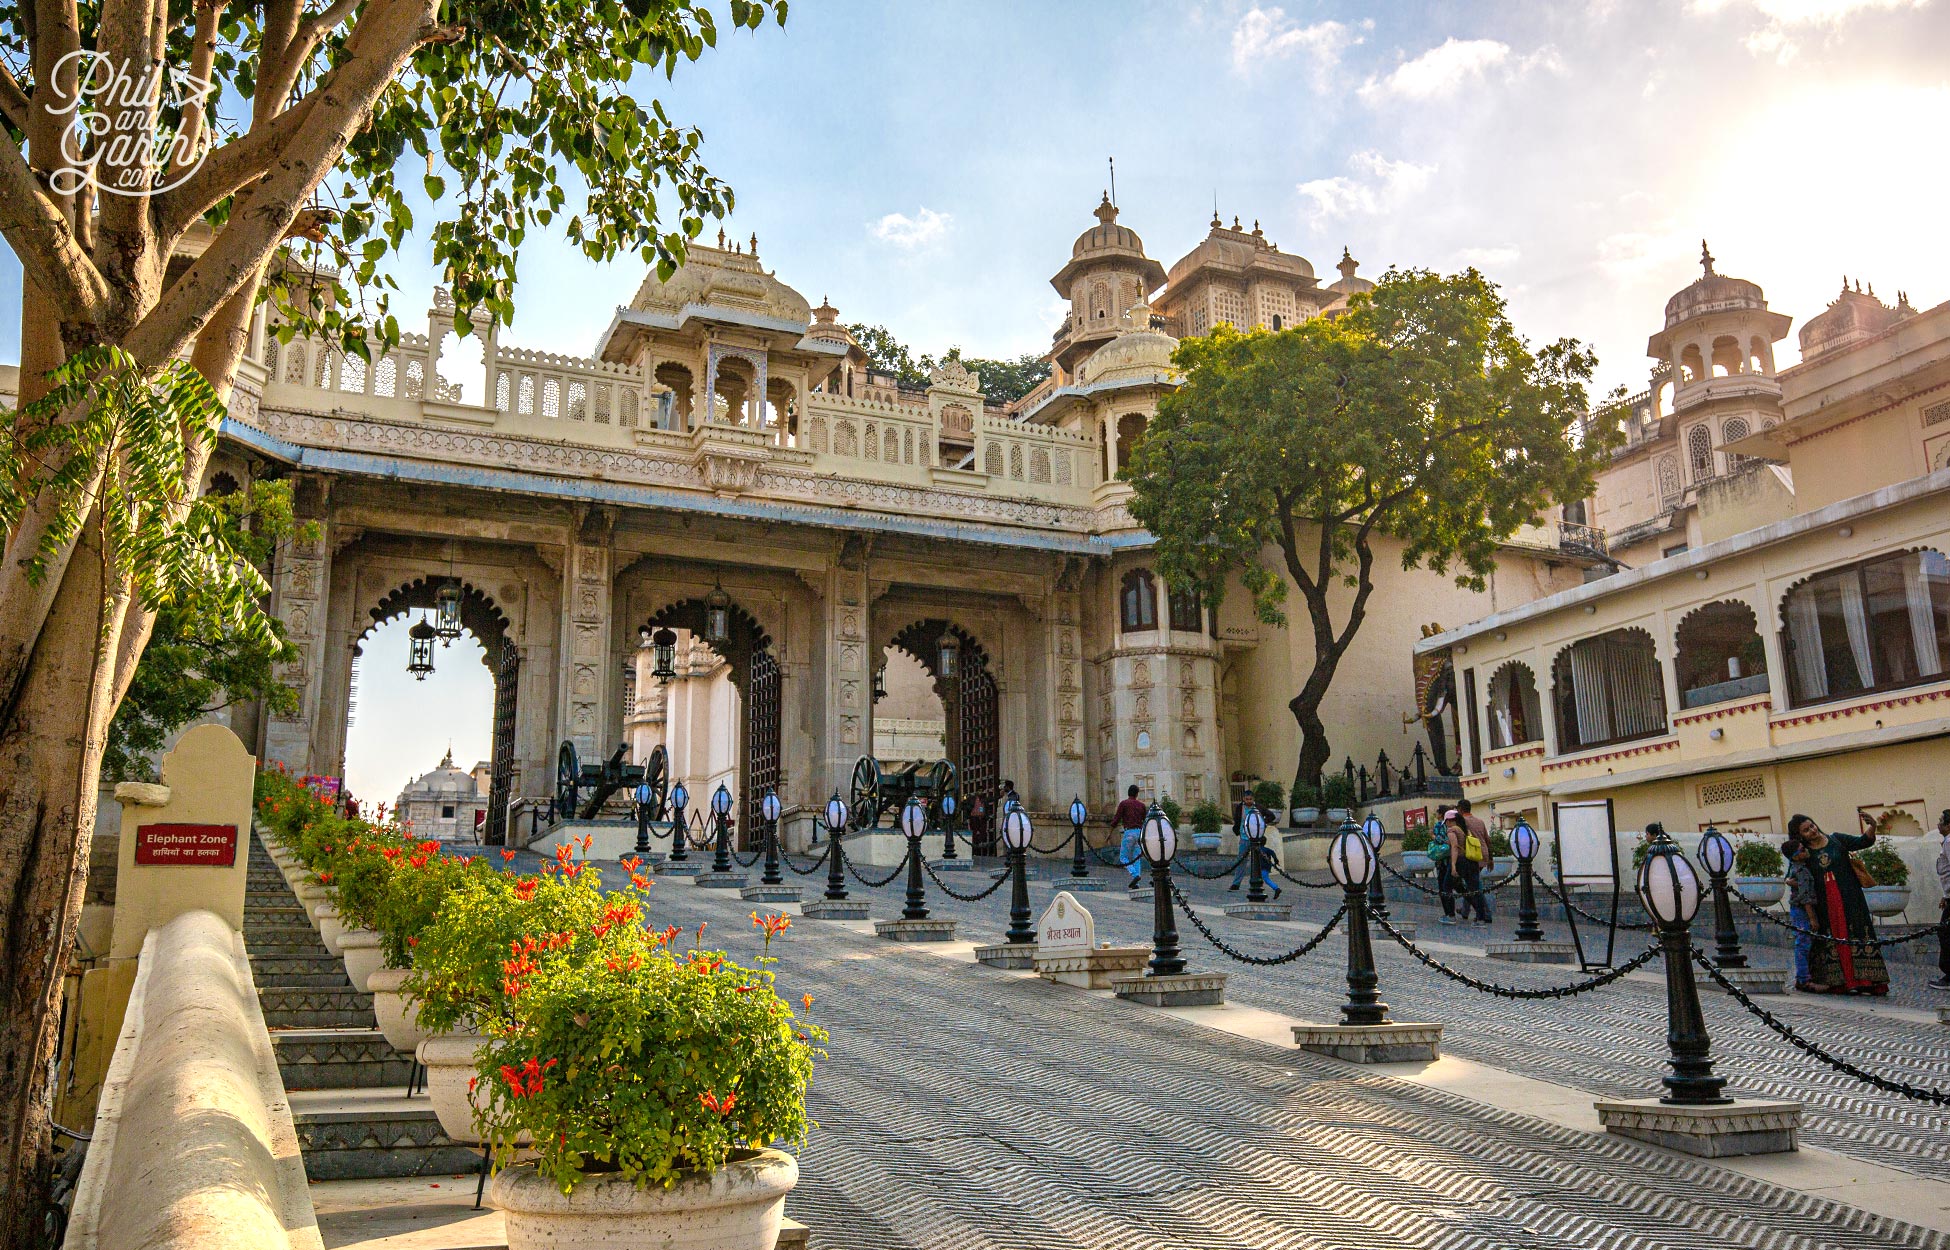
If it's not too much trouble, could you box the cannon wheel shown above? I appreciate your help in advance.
[850,755,880,829]
[928,760,958,817]
[555,741,580,821]
[642,744,670,820]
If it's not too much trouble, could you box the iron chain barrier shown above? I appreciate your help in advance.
[845,854,911,890]
[1693,949,1950,1106]
[1729,889,1940,948]
[1371,911,1662,1000]
[1167,880,1347,966]
[922,857,1014,902]
[779,843,834,877]
[1532,877,1658,932]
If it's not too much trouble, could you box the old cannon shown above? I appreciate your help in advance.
[555,740,647,822]
[849,754,957,830]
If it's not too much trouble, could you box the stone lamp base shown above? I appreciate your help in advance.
[873,918,957,942]
[740,883,801,904]
[1112,972,1228,1006]
[1290,1022,1443,1063]
[1595,1098,1801,1157]
[973,942,1038,970]
[1485,940,1578,965]
[800,899,869,920]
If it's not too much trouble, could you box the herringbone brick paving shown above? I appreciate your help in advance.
[597,857,1948,1250]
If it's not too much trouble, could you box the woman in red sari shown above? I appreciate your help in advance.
[1788,814,1890,996]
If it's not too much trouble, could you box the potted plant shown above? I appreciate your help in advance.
[1481,828,1515,880]
[1288,782,1320,828]
[478,898,821,1250]
[1320,774,1356,824]
[406,851,612,1141]
[367,847,484,1051]
[1187,800,1224,852]
[1732,840,1786,907]
[1857,842,1911,918]
[1398,823,1433,876]
[1250,779,1284,819]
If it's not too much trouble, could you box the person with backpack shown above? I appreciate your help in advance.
[1429,813,1457,925]
[1449,799,1495,924]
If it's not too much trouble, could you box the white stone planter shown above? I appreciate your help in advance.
[488,1150,798,1250]
[1400,850,1433,877]
[340,928,384,991]
[368,967,427,1052]
[1735,878,1787,908]
[1324,807,1353,825]
[419,1031,489,1142]
[1291,807,1321,826]
[1863,885,1911,919]
[315,903,345,954]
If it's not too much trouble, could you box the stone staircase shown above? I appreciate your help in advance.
[244,832,481,1181]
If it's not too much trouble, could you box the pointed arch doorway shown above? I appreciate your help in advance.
[888,620,999,844]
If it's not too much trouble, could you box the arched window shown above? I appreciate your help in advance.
[1656,455,1682,505]
[1675,600,1765,708]
[1120,570,1158,633]
[1486,662,1542,749]
[1780,548,1949,707]
[1167,585,1202,633]
[1686,424,1714,481]
[1551,627,1667,752]
[1721,417,1750,470]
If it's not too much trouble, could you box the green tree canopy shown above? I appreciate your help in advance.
[1126,269,1619,789]
[845,326,1051,404]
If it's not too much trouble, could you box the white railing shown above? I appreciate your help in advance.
[260,329,458,403]
[489,345,651,429]
[975,415,1095,490]
[804,393,938,470]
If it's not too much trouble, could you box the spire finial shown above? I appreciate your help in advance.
[717,226,726,249]
[1338,247,1359,281]
[1699,239,1715,277]
[750,231,758,257]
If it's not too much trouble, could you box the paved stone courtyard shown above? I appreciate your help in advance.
[570,843,1950,1250]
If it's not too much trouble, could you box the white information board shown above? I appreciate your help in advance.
[1553,799,1617,888]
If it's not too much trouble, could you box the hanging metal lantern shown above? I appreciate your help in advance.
[937,631,960,680]
[650,627,678,681]
[872,664,888,702]
[407,617,437,680]
[704,583,731,644]
[433,580,463,646]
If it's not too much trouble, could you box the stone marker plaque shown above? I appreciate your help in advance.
[1036,892,1094,954]
[133,822,240,867]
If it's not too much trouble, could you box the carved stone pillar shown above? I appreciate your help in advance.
[559,513,616,759]
[816,540,871,800]
[263,477,333,774]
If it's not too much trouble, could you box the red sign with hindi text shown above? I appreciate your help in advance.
[133,823,240,867]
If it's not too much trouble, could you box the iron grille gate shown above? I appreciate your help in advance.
[957,660,999,850]
[484,641,520,845]
[744,645,781,846]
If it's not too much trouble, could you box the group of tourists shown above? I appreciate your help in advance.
[1779,808,1950,997]
[1432,799,1497,926]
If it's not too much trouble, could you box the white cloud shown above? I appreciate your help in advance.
[1688,0,1931,61]
[1296,150,1436,225]
[869,208,952,250]
[1231,7,1363,81]
[1454,246,1522,270]
[1358,37,1564,103]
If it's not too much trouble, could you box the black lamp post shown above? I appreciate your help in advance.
[760,790,783,886]
[823,793,850,901]
[1361,814,1388,919]
[633,779,654,856]
[1328,823,1389,1027]
[900,797,930,921]
[667,780,690,862]
[1068,796,1090,880]
[1240,802,1268,903]
[1141,806,1185,977]
[1002,806,1035,944]
[1511,818,1545,942]
[939,792,959,860]
[1697,825,1746,969]
[1638,826,1730,1105]
[710,782,734,873]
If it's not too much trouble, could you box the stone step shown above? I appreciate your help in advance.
[246,903,310,918]
[249,954,348,977]
[242,923,324,944]
[273,1030,414,1089]
[259,986,377,1030]
[290,1091,485,1182]
[255,969,354,990]
[247,939,337,958]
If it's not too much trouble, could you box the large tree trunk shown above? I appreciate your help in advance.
[0,522,124,1250]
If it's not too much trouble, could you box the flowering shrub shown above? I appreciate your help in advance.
[374,846,488,968]
[474,866,822,1193]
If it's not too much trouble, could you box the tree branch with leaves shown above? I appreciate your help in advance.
[1126,269,1620,798]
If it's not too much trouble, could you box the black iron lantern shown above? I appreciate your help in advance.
[873,664,888,702]
[434,579,463,646]
[705,583,731,644]
[649,627,678,682]
[937,632,960,680]
[407,617,437,680]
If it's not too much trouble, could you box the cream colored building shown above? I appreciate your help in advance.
[1420,264,1950,922]
[393,747,490,843]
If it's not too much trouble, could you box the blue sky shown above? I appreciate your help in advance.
[8,0,1950,801]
